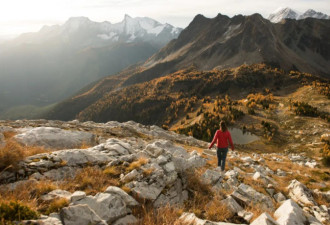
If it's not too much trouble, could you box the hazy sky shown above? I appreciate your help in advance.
[1,0,330,38]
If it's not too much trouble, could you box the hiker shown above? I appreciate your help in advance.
[208,120,234,171]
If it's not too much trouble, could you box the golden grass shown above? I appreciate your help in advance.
[3,131,16,139]
[0,139,49,171]
[0,180,58,212]
[61,167,120,195]
[42,198,69,215]
[142,168,155,177]
[126,157,149,172]
[204,195,233,221]
[184,169,213,219]
[103,165,122,177]
[241,176,267,195]
[133,204,184,225]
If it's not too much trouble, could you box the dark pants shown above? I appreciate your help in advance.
[217,147,228,171]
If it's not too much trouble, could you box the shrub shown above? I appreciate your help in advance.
[0,201,39,222]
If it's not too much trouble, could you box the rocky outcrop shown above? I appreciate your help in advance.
[177,212,247,225]
[287,180,316,206]
[15,127,97,149]
[250,213,279,225]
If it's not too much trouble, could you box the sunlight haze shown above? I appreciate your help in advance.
[0,0,330,38]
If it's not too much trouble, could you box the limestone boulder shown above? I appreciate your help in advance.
[60,204,107,225]
[104,186,139,207]
[274,199,311,225]
[15,127,96,149]
[72,193,128,223]
[177,212,247,225]
[287,180,316,206]
[201,169,222,185]
[231,184,274,211]
[131,181,164,201]
[113,215,138,225]
[250,212,279,225]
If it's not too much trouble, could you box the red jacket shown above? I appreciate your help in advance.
[209,130,234,150]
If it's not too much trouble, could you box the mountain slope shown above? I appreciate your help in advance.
[0,16,182,116]
[44,13,330,122]
[125,13,330,86]
[45,64,328,124]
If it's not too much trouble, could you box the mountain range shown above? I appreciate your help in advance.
[0,15,182,116]
[45,13,330,123]
[268,8,330,23]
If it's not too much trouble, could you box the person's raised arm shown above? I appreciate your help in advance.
[228,132,234,150]
[209,130,218,149]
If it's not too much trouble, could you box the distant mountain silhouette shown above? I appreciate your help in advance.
[0,16,182,115]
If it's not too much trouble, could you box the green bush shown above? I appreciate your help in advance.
[0,201,38,222]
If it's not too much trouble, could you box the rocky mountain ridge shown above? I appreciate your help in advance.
[268,8,330,23]
[0,119,329,224]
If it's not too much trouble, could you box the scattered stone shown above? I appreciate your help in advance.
[238,210,254,223]
[41,189,72,201]
[113,215,138,225]
[131,181,164,201]
[253,171,262,180]
[121,169,139,183]
[250,212,279,225]
[72,193,128,223]
[276,169,286,176]
[177,212,247,225]
[287,180,316,206]
[273,192,286,203]
[220,196,243,214]
[104,186,139,207]
[231,184,274,211]
[201,169,222,185]
[274,199,311,225]
[70,191,86,203]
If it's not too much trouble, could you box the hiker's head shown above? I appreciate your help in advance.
[220,120,227,132]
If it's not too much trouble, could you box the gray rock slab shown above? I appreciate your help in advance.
[250,212,279,225]
[60,204,107,225]
[15,127,96,149]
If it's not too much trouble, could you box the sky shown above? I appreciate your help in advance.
[0,0,330,39]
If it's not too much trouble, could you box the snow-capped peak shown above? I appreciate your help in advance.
[298,9,330,20]
[268,7,330,23]
[268,8,299,23]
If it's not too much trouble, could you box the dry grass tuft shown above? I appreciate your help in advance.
[33,181,58,198]
[241,176,267,195]
[133,204,184,225]
[0,139,49,171]
[3,131,16,139]
[121,186,131,194]
[0,180,58,213]
[126,157,149,172]
[62,167,120,195]
[41,198,69,215]
[103,165,122,177]
[0,140,25,171]
[184,169,213,218]
[204,195,232,221]
[142,168,155,177]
